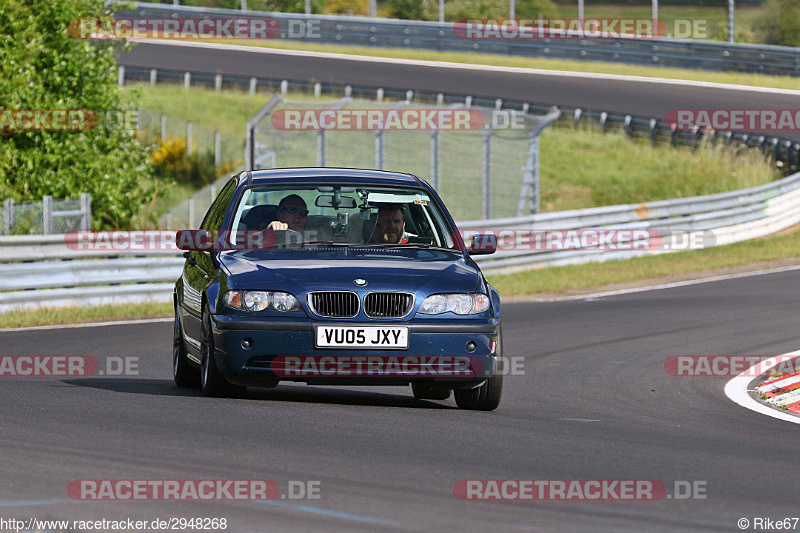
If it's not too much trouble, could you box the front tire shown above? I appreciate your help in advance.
[453,374,503,411]
[454,326,503,411]
[200,305,245,398]
[173,305,200,388]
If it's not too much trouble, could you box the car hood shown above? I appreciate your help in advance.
[219,247,480,295]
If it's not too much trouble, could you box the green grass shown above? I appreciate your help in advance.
[487,227,800,296]
[0,303,173,330]
[185,39,800,92]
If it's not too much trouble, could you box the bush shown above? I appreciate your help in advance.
[149,137,234,187]
[754,0,800,46]
[0,0,154,230]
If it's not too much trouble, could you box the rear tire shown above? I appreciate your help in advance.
[201,306,245,398]
[173,306,200,388]
[411,382,452,401]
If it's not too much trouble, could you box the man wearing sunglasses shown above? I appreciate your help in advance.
[267,194,308,232]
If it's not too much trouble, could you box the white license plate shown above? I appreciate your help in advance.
[315,326,409,349]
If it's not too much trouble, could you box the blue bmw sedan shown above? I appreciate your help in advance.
[173,168,503,410]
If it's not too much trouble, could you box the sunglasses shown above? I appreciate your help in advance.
[279,206,309,216]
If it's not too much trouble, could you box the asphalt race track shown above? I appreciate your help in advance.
[118,41,800,143]
[2,271,799,532]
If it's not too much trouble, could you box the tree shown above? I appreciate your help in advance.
[0,0,154,229]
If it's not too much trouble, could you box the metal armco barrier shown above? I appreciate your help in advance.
[119,2,800,77]
[2,171,799,313]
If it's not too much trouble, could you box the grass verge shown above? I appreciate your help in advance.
[185,39,800,92]
[486,227,800,297]
[0,302,173,330]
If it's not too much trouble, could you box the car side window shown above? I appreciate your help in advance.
[201,178,236,231]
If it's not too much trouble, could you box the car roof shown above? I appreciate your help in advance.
[240,168,425,188]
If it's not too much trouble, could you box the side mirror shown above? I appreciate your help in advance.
[468,233,497,255]
[176,229,213,251]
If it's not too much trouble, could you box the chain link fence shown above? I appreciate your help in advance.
[1,195,91,236]
[247,94,559,221]
[137,107,244,168]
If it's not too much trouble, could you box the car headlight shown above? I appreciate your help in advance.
[418,293,491,315]
[223,291,301,312]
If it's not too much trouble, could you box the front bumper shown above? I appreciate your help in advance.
[211,315,500,387]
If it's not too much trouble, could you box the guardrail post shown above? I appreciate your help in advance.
[574,108,582,128]
[42,195,52,235]
[405,90,413,102]
[345,85,352,97]
[495,98,502,110]
[465,96,472,108]
[317,130,327,166]
[624,115,633,136]
[183,72,191,89]
[670,123,678,147]
[186,121,193,155]
[314,82,321,98]
[3,199,13,235]
[161,114,167,140]
[649,119,658,146]
[522,103,529,114]
[599,111,608,133]
[117,66,125,87]
[150,68,157,87]
[241,0,247,10]
[436,93,444,105]
[215,74,222,92]
[249,77,257,95]
[80,193,92,230]
[430,130,440,191]
[376,88,384,102]
[482,130,491,220]
[214,130,221,167]
[280,80,288,95]
[375,130,385,169]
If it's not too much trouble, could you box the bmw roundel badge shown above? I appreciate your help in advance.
[354,278,367,286]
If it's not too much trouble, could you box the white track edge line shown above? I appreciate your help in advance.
[724,350,800,424]
[0,317,173,333]
[516,263,800,302]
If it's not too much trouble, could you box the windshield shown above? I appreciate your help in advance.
[229,184,458,250]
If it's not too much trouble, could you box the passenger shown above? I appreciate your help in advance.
[267,194,308,232]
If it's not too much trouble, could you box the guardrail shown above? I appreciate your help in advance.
[3,170,800,312]
[120,2,800,77]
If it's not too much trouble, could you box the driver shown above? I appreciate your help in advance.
[372,203,408,244]
[267,195,308,232]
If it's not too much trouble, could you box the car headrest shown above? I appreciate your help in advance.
[240,204,278,230]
